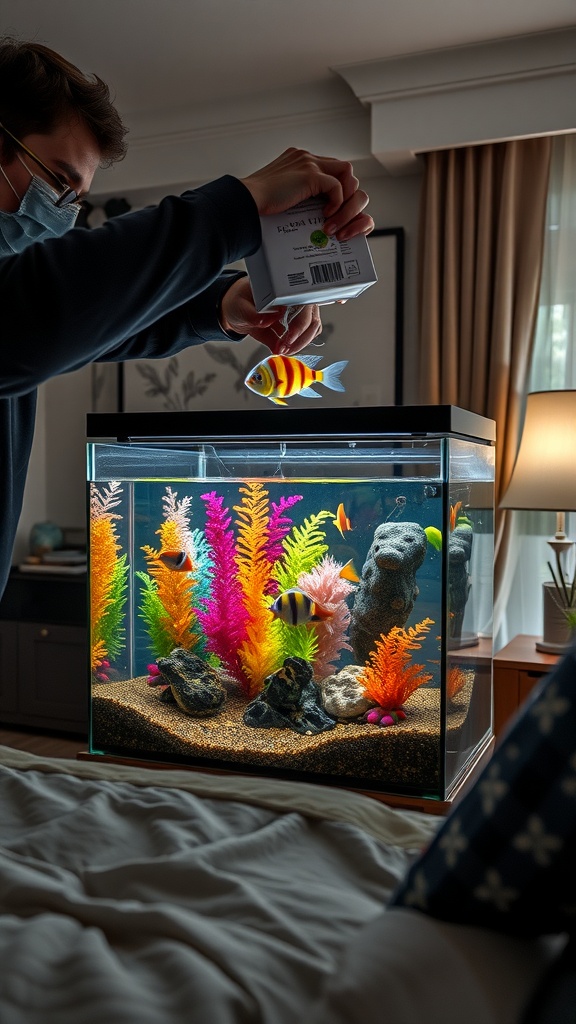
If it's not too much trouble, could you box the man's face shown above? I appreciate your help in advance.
[0,114,101,212]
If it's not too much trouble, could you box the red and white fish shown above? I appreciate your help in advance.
[244,353,348,406]
[269,588,332,626]
[333,502,352,539]
[158,549,193,571]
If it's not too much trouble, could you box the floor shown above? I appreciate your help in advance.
[0,726,88,759]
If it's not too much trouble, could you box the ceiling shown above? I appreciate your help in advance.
[3,0,576,195]
[4,0,576,120]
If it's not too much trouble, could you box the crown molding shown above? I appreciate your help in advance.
[334,27,576,103]
[91,83,373,193]
[127,102,364,150]
[334,26,576,173]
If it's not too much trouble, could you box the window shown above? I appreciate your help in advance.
[497,134,576,649]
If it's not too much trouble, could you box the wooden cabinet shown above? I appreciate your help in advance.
[0,620,18,716]
[0,570,88,735]
[493,635,559,737]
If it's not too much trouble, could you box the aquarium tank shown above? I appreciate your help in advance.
[86,405,495,803]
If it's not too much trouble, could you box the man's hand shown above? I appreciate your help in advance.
[220,276,322,355]
[240,147,373,242]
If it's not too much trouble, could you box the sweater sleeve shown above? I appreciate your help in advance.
[0,175,261,397]
[96,270,248,365]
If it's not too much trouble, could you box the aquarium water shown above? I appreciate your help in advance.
[87,406,495,802]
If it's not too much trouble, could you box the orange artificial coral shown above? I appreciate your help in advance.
[141,518,199,651]
[357,617,434,711]
[90,515,120,670]
[90,481,127,673]
[234,481,281,698]
[449,501,462,532]
[447,665,468,701]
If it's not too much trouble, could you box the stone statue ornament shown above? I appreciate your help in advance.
[448,522,474,643]
[349,521,428,664]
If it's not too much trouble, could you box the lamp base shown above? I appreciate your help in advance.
[535,638,573,654]
[535,581,575,654]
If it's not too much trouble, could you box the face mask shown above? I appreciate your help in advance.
[0,169,79,256]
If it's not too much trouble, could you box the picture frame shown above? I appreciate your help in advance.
[119,226,404,413]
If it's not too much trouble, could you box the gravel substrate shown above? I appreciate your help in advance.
[92,672,478,791]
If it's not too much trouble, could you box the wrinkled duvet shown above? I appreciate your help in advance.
[0,747,556,1024]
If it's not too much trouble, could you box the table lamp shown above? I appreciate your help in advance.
[500,389,576,652]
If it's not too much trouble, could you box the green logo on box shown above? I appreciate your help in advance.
[310,230,329,248]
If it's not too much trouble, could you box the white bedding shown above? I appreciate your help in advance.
[0,747,557,1024]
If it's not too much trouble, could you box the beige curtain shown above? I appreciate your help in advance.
[417,138,552,633]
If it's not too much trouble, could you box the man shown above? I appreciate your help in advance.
[0,38,373,598]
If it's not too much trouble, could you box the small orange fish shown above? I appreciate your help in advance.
[333,502,352,539]
[158,550,193,572]
[339,558,359,583]
[244,353,348,406]
[449,501,462,532]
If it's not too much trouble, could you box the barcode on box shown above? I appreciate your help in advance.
[310,261,344,284]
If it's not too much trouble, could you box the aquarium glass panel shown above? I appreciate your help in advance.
[87,410,495,802]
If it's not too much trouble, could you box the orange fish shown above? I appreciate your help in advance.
[244,353,348,406]
[339,558,359,583]
[333,502,352,539]
[158,550,193,572]
[449,502,462,532]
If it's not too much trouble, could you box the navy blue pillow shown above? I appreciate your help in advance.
[390,643,576,937]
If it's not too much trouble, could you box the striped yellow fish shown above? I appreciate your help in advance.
[244,353,348,406]
[269,588,332,626]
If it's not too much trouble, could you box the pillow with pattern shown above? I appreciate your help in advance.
[389,643,576,937]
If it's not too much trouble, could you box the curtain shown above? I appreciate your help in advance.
[417,138,552,643]
[500,134,576,645]
[529,134,576,392]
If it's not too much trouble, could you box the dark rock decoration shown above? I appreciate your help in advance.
[157,648,227,716]
[350,521,428,664]
[319,665,375,721]
[448,523,473,640]
[244,656,336,735]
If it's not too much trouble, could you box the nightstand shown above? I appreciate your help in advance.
[493,634,559,736]
[0,568,88,734]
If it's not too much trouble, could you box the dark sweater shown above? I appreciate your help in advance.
[0,174,261,598]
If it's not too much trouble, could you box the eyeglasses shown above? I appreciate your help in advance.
[0,121,80,207]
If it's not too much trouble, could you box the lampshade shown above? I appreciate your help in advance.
[500,390,576,512]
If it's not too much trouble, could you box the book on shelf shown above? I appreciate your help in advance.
[41,550,87,565]
[19,550,87,575]
[18,562,87,575]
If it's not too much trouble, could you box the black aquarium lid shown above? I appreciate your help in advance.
[86,405,495,444]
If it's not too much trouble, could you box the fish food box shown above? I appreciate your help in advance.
[245,196,378,311]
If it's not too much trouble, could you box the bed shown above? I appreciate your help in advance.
[0,734,567,1024]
